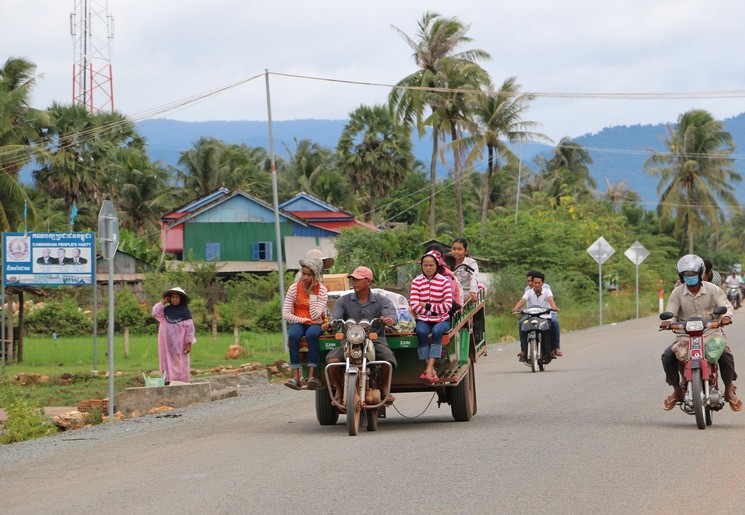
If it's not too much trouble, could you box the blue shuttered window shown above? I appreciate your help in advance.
[205,242,220,261]
[252,241,272,261]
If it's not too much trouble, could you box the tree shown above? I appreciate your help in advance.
[460,77,548,228]
[644,109,740,254]
[390,12,490,232]
[533,137,596,206]
[0,57,49,231]
[337,104,414,222]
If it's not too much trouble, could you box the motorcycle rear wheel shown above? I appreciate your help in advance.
[346,373,361,436]
[692,370,706,430]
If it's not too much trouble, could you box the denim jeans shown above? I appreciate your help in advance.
[288,323,321,369]
[415,320,451,360]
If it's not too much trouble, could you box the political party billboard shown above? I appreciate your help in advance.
[2,232,95,287]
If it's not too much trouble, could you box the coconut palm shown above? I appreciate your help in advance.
[644,109,740,254]
[602,178,639,212]
[533,137,596,205]
[460,77,548,228]
[389,12,490,232]
[337,104,414,222]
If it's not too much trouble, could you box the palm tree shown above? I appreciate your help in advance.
[176,137,228,197]
[461,77,548,228]
[644,109,740,254]
[602,178,639,212]
[534,137,596,205]
[389,12,490,232]
[282,137,334,193]
[337,104,414,222]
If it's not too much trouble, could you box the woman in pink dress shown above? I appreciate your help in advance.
[152,287,196,384]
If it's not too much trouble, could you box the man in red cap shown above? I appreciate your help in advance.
[323,266,398,403]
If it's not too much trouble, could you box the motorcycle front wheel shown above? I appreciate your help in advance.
[692,370,706,430]
[346,373,361,436]
[529,336,539,373]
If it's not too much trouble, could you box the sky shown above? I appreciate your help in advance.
[4,0,745,143]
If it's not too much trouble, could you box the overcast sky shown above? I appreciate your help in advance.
[4,0,745,142]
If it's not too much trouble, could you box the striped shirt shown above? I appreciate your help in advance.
[409,273,453,323]
[282,281,328,324]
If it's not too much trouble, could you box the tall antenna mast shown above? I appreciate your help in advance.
[70,0,115,113]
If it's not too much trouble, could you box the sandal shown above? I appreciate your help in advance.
[663,393,682,411]
[306,377,321,390]
[419,372,434,385]
[384,394,396,406]
[284,378,302,391]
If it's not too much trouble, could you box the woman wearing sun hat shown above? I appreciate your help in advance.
[152,287,196,384]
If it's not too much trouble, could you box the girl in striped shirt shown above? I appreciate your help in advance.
[410,251,453,384]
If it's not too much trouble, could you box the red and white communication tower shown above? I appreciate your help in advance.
[70,0,115,113]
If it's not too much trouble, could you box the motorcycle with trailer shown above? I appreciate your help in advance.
[659,306,729,429]
[293,289,487,435]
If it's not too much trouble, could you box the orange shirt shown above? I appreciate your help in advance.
[294,283,319,324]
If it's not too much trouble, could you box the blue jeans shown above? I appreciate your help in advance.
[288,323,321,369]
[415,320,451,360]
[551,312,561,349]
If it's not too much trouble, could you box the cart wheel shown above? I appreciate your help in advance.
[451,359,475,422]
[315,388,339,426]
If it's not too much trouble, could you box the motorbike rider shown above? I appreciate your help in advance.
[525,271,562,356]
[724,269,744,302]
[660,254,742,412]
[703,259,721,287]
[322,266,397,404]
[512,271,560,362]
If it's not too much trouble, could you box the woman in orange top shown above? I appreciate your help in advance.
[281,257,328,390]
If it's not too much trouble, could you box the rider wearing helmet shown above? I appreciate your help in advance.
[659,254,742,411]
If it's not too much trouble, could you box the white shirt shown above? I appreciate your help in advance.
[724,275,743,289]
[522,287,553,310]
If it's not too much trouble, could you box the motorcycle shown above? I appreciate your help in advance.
[727,287,741,309]
[322,318,393,436]
[659,306,728,429]
[514,306,555,373]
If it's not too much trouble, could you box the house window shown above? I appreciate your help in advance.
[206,242,220,261]
[252,241,272,261]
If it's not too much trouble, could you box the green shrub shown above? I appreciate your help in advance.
[1,397,58,444]
[255,296,282,333]
[25,298,93,336]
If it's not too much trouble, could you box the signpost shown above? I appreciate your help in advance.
[98,201,119,421]
[624,241,650,319]
[587,236,615,325]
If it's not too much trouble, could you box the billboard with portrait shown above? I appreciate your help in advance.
[2,232,95,286]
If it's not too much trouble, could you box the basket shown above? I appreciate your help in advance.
[143,372,166,387]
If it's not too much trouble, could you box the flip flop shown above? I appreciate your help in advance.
[663,394,682,411]
[727,396,743,412]
[306,377,321,390]
[419,372,434,385]
[384,394,396,406]
[284,378,302,391]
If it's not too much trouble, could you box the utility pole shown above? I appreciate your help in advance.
[70,0,115,113]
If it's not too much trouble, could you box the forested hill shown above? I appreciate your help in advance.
[136,112,745,204]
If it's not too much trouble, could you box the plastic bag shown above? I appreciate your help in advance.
[705,337,727,363]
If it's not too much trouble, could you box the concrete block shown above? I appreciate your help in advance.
[114,382,212,417]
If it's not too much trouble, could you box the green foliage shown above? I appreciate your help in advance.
[97,288,150,334]
[1,396,58,444]
[25,298,93,336]
[255,296,282,333]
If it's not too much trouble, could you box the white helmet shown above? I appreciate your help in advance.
[677,254,704,282]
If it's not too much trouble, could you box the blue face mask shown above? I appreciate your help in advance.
[684,275,700,286]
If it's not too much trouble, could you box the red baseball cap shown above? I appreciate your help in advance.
[348,266,373,281]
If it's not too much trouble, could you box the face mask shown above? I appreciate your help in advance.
[684,275,700,286]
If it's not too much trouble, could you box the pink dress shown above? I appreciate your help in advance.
[152,302,196,383]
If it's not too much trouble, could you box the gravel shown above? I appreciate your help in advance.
[0,380,294,466]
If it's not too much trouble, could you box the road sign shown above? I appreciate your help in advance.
[624,241,649,266]
[587,236,615,265]
[98,200,119,260]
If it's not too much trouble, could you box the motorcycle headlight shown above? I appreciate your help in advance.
[685,320,704,332]
[347,325,366,344]
[525,307,543,315]
[350,346,364,359]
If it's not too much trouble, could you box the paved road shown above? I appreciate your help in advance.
[2,311,745,514]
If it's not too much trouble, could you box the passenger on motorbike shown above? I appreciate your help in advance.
[513,271,560,361]
[660,254,742,412]
[525,271,562,356]
[322,266,397,404]
[703,259,721,287]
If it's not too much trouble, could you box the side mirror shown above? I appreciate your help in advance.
[659,311,674,321]
[713,306,727,316]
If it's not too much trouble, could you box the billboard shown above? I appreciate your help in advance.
[2,232,95,286]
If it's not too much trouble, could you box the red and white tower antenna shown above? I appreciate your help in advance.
[70,0,115,113]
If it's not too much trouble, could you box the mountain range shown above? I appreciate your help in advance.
[130,112,744,205]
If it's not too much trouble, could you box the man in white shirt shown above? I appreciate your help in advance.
[524,270,562,356]
[513,271,561,361]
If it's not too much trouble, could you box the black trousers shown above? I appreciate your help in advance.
[661,343,737,386]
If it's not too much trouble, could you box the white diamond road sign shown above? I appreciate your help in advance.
[624,241,650,266]
[587,236,615,265]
